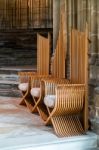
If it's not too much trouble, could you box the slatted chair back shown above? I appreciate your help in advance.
[37,33,50,75]
[70,27,88,85]
[70,26,88,131]
[51,12,66,78]
[43,78,70,96]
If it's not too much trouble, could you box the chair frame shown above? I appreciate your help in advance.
[70,26,88,131]
[37,78,70,123]
[40,82,86,137]
[25,75,52,113]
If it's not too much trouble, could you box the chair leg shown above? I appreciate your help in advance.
[37,104,50,122]
[19,91,27,106]
[25,100,37,113]
[29,97,39,113]
[83,101,88,131]
[51,115,85,137]
[25,94,38,113]
[29,97,48,116]
[19,99,26,106]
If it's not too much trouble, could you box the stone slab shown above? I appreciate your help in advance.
[0,96,97,150]
[0,132,97,150]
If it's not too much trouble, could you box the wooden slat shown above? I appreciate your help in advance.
[70,25,89,131]
[37,33,50,75]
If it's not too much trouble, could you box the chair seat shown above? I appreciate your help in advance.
[44,95,56,108]
[30,88,40,98]
[18,83,28,92]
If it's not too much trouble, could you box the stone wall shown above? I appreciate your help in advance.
[53,0,60,50]
[53,0,99,87]
[0,30,37,66]
[0,29,52,67]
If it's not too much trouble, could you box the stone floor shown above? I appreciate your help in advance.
[0,96,98,150]
[0,66,37,72]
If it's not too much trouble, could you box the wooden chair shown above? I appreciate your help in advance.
[42,82,85,137]
[18,72,36,106]
[18,33,51,107]
[70,27,88,132]
[38,26,88,137]
[29,11,68,116]
[33,10,69,125]
[25,75,52,113]
[38,78,70,123]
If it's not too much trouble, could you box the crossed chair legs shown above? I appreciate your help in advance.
[25,75,52,114]
[18,72,38,113]
[28,77,68,120]
[19,91,27,106]
[36,78,70,124]
[19,78,38,113]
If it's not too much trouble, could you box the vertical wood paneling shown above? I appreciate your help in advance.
[0,0,53,29]
[37,34,50,75]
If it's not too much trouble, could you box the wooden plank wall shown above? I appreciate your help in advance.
[0,0,53,29]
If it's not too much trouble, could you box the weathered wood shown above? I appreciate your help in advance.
[0,0,53,29]
[51,12,66,78]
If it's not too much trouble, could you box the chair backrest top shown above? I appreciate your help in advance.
[37,33,50,75]
[70,27,88,85]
